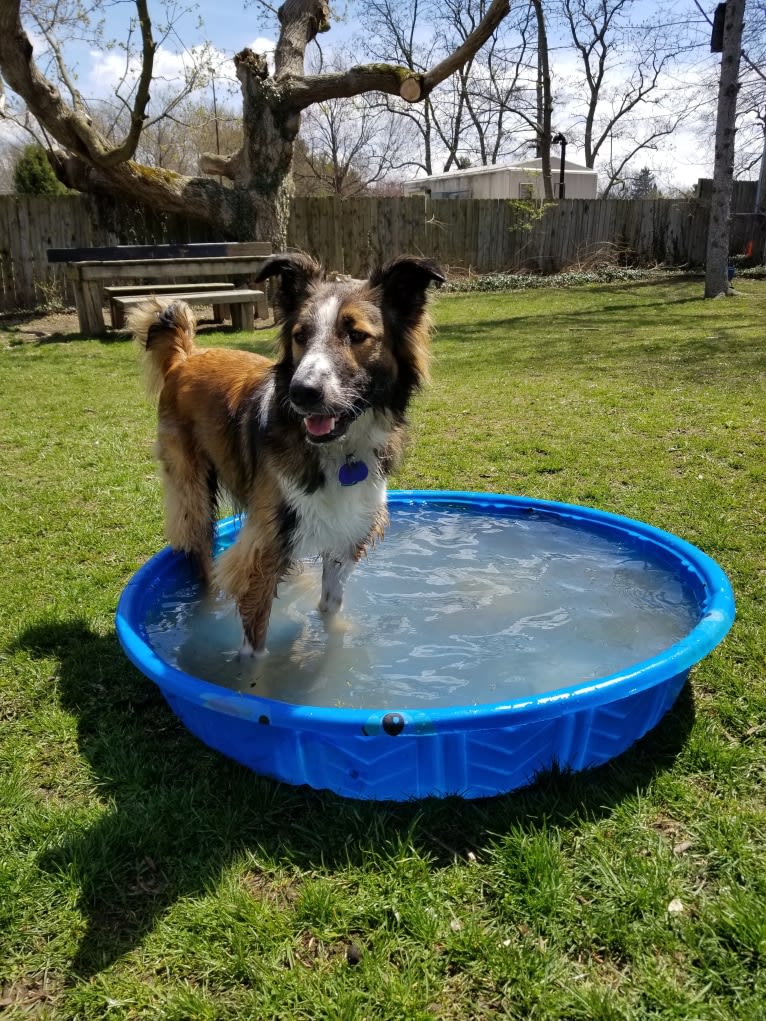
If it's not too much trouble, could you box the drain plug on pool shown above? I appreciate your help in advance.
[382,712,405,736]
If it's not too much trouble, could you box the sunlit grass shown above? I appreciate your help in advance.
[1,278,764,1019]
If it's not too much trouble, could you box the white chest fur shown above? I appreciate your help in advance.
[285,470,386,559]
[279,412,391,558]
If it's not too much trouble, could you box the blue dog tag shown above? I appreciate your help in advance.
[338,459,369,486]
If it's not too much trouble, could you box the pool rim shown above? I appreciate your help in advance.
[115,490,735,736]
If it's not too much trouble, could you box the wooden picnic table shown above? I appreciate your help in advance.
[50,242,272,335]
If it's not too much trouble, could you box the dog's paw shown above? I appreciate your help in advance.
[237,637,268,660]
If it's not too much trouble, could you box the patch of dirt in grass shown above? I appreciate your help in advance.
[650,813,695,856]
[1,306,274,345]
[0,308,82,343]
[0,974,61,1015]
[287,931,364,970]
[241,869,301,909]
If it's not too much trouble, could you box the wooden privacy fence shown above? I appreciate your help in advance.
[1,187,763,312]
[287,191,764,278]
[0,194,223,313]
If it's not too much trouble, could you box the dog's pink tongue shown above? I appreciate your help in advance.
[305,415,336,437]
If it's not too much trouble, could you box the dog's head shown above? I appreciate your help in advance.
[256,252,445,444]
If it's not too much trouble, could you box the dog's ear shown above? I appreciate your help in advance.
[255,252,324,321]
[369,256,445,328]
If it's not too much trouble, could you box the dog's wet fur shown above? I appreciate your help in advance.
[130,251,444,654]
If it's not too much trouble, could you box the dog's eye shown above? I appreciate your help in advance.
[292,327,307,346]
[348,328,369,345]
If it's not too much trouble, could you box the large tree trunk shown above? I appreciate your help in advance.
[54,48,304,247]
[198,49,302,248]
[705,0,747,297]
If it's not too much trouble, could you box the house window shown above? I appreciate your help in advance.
[518,182,536,200]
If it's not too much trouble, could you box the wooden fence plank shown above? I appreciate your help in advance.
[0,199,15,311]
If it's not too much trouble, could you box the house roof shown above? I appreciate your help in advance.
[406,157,596,186]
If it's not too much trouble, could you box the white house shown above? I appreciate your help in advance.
[402,157,598,200]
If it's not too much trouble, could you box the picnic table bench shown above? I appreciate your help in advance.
[104,282,239,328]
[47,241,271,335]
[112,288,266,332]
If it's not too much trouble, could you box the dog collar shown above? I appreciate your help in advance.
[338,456,369,487]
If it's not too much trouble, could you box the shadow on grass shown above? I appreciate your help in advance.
[16,617,695,978]
[1,312,276,348]
[34,325,274,347]
[438,284,766,377]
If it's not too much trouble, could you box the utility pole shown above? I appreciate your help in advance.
[552,134,567,198]
[705,0,747,297]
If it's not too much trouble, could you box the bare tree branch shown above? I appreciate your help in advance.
[0,0,156,164]
[102,0,157,165]
[288,0,509,108]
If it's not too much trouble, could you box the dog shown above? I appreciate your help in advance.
[130,251,445,655]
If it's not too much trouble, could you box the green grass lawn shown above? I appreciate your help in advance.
[1,278,764,1019]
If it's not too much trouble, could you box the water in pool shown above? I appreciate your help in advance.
[144,507,700,709]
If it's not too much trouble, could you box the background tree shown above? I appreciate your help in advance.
[558,0,701,196]
[733,0,766,186]
[295,50,414,195]
[531,0,553,199]
[88,87,244,178]
[358,0,540,176]
[358,0,701,199]
[297,95,409,195]
[690,0,765,210]
[358,0,452,175]
[438,0,545,172]
[5,0,215,144]
[13,143,69,194]
[0,0,510,247]
[705,0,747,298]
[628,165,659,198]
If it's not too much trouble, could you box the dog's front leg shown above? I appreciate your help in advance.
[236,574,280,656]
[212,520,286,655]
[319,552,359,615]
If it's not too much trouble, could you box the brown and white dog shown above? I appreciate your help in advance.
[130,252,444,655]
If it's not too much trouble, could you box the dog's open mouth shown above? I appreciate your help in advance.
[303,413,351,443]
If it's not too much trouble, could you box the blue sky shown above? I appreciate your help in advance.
[190,1,281,56]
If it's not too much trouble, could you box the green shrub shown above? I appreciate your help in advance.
[443,266,688,293]
[13,144,69,195]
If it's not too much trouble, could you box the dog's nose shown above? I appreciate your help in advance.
[289,380,323,410]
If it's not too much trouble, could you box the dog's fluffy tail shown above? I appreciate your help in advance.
[129,298,198,397]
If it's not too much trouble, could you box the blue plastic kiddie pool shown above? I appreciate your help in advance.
[116,491,734,800]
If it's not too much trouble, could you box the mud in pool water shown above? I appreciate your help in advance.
[144,508,699,709]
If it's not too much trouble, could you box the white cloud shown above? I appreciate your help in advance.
[85,36,277,103]
[87,45,209,94]
[87,50,138,94]
[248,37,276,56]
